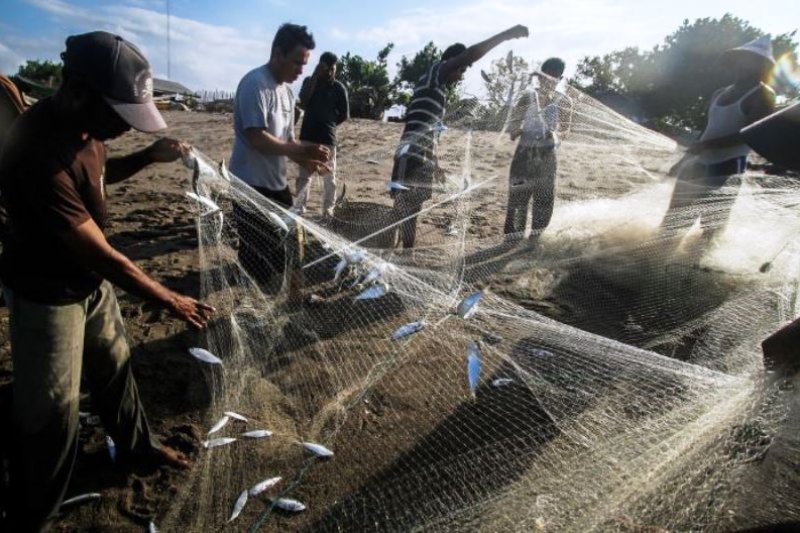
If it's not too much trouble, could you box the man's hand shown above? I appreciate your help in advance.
[503,25,529,40]
[167,292,215,329]
[299,142,331,162]
[146,138,191,164]
[300,159,333,175]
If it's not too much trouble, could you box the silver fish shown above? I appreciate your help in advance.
[219,159,232,182]
[362,263,390,285]
[241,429,273,439]
[366,158,380,165]
[208,415,230,435]
[303,441,334,458]
[354,282,389,301]
[456,291,483,319]
[344,248,365,264]
[148,521,158,533]
[203,437,237,449]
[249,476,282,496]
[228,490,248,522]
[272,497,306,512]
[61,493,101,507]
[189,347,223,365]
[224,411,248,422]
[386,181,410,191]
[333,258,348,281]
[491,378,514,388]
[267,211,289,233]
[185,191,220,215]
[467,342,481,397]
[392,320,426,341]
[106,435,116,463]
[445,226,458,236]
[531,349,554,359]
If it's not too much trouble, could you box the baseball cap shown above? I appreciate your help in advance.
[61,31,167,133]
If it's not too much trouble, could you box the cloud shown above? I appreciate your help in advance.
[0,41,25,75]
[17,0,272,91]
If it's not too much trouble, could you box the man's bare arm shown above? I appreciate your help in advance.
[106,138,188,184]
[439,25,529,82]
[59,218,214,329]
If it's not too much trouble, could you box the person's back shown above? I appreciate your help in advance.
[0,75,26,153]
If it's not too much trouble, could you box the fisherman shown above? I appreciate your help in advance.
[229,23,331,288]
[296,51,349,219]
[660,35,776,246]
[504,57,573,244]
[0,31,215,532]
[390,24,530,249]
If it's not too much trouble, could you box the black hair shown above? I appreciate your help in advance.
[442,43,467,61]
[320,51,338,67]
[272,23,315,55]
[541,57,566,78]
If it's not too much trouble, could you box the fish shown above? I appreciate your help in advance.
[208,415,230,435]
[61,493,101,507]
[249,476,282,496]
[480,69,491,84]
[267,211,289,233]
[308,294,324,304]
[303,441,334,458]
[203,437,237,449]
[491,378,513,388]
[467,342,481,397]
[506,49,514,70]
[344,248,365,264]
[445,226,459,236]
[185,191,220,215]
[362,263,390,285]
[392,320,426,341]
[218,159,232,182]
[386,181,410,191]
[531,349,554,359]
[189,347,223,365]
[228,490,248,522]
[456,291,483,319]
[224,411,248,422]
[241,429,273,439]
[333,258,348,281]
[366,158,380,165]
[272,497,306,512]
[148,521,158,533]
[106,435,116,463]
[354,282,389,301]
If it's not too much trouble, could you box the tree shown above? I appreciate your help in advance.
[572,14,799,132]
[475,52,531,131]
[393,42,461,109]
[338,43,395,119]
[16,59,62,87]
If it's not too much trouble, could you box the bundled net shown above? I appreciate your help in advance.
[162,82,800,532]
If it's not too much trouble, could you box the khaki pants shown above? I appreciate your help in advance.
[295,144,337,217]
[4,281,159,532]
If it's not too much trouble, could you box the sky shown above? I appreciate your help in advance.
[1,0,799,98]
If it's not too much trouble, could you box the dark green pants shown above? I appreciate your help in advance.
[504,145,557,239]
[4,281,159,532]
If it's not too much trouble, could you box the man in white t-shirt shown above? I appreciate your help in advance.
[229,23,330,286]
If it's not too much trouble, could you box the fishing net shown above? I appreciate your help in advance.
[161,81,800,532]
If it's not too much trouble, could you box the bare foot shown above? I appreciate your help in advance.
[154,445,190,470]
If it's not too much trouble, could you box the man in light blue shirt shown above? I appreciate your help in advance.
[229,23,330,287]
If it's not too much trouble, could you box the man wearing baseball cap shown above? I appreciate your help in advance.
[0,31,214,531]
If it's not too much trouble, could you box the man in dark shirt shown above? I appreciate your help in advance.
[0,31,214,532]
[296,51,349,217]
[391,25,529,249]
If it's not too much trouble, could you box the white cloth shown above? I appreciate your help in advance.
[519,87,566,149]
[295,144,337,216]
[697,84,763,164]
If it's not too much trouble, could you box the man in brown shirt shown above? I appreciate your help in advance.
[0,31,214,531]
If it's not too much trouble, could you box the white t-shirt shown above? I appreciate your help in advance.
[520,87,567,149]
[229,65,295,190]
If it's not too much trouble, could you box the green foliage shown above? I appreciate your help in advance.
[571,14,799,132]
[473,53,531,131]
[394,41,461,110]
[338,43,395,119]
[17,59,62,87]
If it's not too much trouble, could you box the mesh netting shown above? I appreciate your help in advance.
[162,82,800,532]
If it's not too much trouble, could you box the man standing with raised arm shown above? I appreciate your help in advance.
[390,24,529,249]
[296,51,349,218]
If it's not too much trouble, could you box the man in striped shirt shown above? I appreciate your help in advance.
[391,25,529,249]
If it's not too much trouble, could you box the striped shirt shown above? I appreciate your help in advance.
[398,61,447,163]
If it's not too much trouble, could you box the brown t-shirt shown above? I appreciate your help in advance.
[0,97,108,304]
